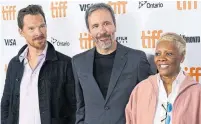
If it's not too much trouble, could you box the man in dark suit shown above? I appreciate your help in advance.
[1,5,75,124]
[72,3,153,124]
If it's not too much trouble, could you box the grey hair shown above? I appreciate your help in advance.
[157,32,186,56]
[85,3,116,31]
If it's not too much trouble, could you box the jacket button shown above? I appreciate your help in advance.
[16,78,19,81]
[104,106,110,110]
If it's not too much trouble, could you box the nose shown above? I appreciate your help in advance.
[99,25,106,34]
[157,54,167,62]
[34,27,42,36]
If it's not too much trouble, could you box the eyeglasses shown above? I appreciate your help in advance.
[161,102,172,124]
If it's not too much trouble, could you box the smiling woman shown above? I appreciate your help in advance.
[154,33,186,94]
[125,32,201,124]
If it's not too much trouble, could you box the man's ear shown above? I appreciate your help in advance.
[18,28,24,37]
[88,30,93,38]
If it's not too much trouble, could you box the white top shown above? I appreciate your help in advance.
[153,70,185,124]
[18,44,47,124]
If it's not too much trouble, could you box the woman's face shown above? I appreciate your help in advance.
[154,40,184,78]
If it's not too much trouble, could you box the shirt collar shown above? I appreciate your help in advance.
[157,69,185,86]
[19,42,48,63]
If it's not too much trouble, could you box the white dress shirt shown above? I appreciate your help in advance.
[18,44,48,124]
[154,70,185,124]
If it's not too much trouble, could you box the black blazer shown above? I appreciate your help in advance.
[1,42,76,124]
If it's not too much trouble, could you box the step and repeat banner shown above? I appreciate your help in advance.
[0,0,201,99]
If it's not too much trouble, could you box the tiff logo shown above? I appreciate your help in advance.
[79,33,94,49]
[108,1,127,14]
[141,30,162,48]
[185,67,201,82]
[51,1,67,18]
[4,39,16,46]
[2,6,16,20]
[177,1,197,10]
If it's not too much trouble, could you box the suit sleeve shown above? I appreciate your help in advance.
[1,60,13,124]
[65,59,76,124]
[72,57,85,124]
[137,51,153,82]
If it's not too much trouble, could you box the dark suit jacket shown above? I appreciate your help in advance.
[72,43,153,124]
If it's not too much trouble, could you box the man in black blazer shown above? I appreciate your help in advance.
[72,3,153,124]
[1,5,75,124]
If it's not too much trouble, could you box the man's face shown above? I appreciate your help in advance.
[19,14,47,50]
[88,9,116,50]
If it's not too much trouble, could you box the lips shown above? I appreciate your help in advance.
[33,36,45,41]
[158,64,169,69]
[161,64,169,68]
[97,33,111,41]
[100,38,108,41]
[36,36,44,40]
[98,37,110,42]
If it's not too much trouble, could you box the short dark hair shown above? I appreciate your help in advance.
[85,3,116,31]
[17,4,46,29]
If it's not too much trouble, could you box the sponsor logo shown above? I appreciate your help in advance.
[138,1,163,9]
[79,33,94,49]
[79,3,93,11]
[177,1,197,10]
[180,35,200,43]
[4,39,16,46]
[108,1,127,14]
[184,67,201,82]
[51,37,70,46]
[1,5,16,20]
[141,30,163,48]
[116,36,128,44]
[79,1,127,14]
[51,1,67,18]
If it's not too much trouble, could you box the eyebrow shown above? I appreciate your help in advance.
[92,21,111,25]
[155,50,175,53]
[27,23,46,28]
[92,23,98,26]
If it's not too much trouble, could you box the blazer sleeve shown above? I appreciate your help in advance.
[1,60,13,124]
[65,59,76,124]
[137,51,153,82]
[72,57,85,124]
